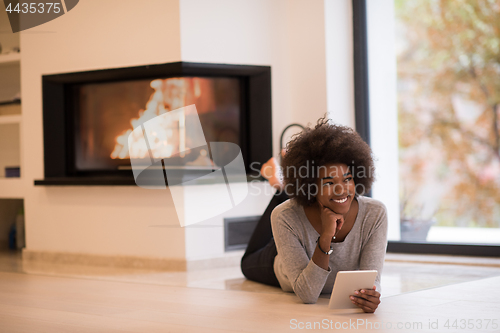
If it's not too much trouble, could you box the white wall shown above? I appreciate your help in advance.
[179,0,330,259]
[180,0,328,154]
[285,1,328,130]
[324,0,355,128]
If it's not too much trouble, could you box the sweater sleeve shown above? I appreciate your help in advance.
[271,208,331,304]
[358,203,388,292]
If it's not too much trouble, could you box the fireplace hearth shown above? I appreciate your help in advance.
[35,62,272,186]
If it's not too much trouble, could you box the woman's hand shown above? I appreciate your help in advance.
[350,285,381,313]
[318,202,344,238]
[311,202,345,271]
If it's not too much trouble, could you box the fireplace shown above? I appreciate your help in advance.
[36,62,272,185]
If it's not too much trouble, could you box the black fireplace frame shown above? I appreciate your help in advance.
[35,62,272,186]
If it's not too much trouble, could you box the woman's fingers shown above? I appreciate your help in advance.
[357,288,381,299]
[350,295,378,313]
[353,294,380,305]
[318,203,349,239]
[336,216,345,231]
[350,288,381,313]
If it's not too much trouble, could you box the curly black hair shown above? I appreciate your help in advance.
[281,117,375,206]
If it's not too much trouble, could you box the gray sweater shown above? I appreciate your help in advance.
[271,196,388,304]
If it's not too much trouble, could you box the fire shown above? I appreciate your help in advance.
[110,78,191,160]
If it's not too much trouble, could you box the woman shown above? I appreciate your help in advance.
[241,118,388,313]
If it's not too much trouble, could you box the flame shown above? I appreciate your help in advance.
[111,78,190,160]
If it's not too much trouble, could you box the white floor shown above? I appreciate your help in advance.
[1,251,500,332]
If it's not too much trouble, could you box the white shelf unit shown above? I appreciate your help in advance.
[0,119,22,181]
[0,0,24,251]
[0,53,20,65]
[0,114,21,124]
[0,39,22,198]
[0,113,22,182]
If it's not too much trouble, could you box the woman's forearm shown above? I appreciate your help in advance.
[311,233,334,271]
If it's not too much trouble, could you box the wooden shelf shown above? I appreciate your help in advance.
[0,178,24,199]
[0,114,21,125]
[0,53,20,65]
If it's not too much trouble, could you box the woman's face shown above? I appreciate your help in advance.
[315,163,356,215]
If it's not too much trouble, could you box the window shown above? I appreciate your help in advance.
[358,0,500,254]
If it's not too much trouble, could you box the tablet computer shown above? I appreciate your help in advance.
[328,270,378,311]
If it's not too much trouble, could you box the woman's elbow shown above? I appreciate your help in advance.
[295,290,319,304]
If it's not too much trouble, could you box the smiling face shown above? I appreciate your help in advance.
[315,163,356,215]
